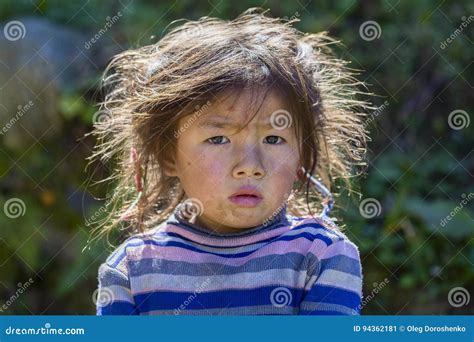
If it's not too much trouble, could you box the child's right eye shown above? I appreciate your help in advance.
[206,136,230,145]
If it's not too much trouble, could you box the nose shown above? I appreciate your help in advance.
[231,144,266,179]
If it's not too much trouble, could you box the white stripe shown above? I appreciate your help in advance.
[315,269,361,293]
[97,285,135,306]
[131,268,307,294]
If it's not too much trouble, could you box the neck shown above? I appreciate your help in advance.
[172,204,289,237]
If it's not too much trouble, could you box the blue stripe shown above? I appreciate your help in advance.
[303,284,360,308]
[128,252,307,277]
[163,222,289,246]
[99,269,130,287]
[97,301,139,315]
[322,255,361,276]
[134,286,304,312]
[162,229,334,249]
[160,221,338,248]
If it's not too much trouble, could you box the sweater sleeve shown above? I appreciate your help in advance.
[299,236,363,315]
[96,248,139,315]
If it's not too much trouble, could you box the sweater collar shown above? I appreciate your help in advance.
[165,204,290,239]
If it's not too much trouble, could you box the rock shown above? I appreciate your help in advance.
[0,17,98,151]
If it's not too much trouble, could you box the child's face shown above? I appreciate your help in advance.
[165,88,301,233]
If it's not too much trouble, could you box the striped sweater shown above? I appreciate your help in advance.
[96,206,363,315]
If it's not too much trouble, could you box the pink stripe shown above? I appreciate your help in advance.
[127,237,315,266]
[161,223,294,247]
[300,217,343,236]
[159,215,337,248]
[318,240,359,260]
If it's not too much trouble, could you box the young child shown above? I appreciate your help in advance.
[91,8,369,315]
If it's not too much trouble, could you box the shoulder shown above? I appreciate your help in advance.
[293,216,362,296]
[101,227,161,274]
[290,215,360,261]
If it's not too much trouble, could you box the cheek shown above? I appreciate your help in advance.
[265,157,299,197]
[192,150,227,177]
[201,156,226,176]
[272,164,297,189]
[180,150,227,187]
[269,151,299,180]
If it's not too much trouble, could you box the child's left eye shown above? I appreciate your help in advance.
[264,136,285,144]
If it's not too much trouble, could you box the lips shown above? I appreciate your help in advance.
[228,187,263,208]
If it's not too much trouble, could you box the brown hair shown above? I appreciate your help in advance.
[87,8,371,245]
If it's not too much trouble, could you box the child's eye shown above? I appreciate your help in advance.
[264,135,285,144]
[207,136,230,145]
[206,135,285,145]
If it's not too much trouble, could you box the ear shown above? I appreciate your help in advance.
[162,155,178,178]
[295,165,304,181]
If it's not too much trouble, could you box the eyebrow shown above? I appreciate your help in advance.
[198,117,275,130]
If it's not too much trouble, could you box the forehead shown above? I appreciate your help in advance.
[196,87,290,128]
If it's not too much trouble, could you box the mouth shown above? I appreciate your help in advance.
[228,194,263,208]
[228,188,263,208]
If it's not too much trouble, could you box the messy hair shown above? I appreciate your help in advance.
[88,8,371,245]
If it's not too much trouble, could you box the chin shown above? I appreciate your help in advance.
[234,218,267,229]
[216,208,269,228]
